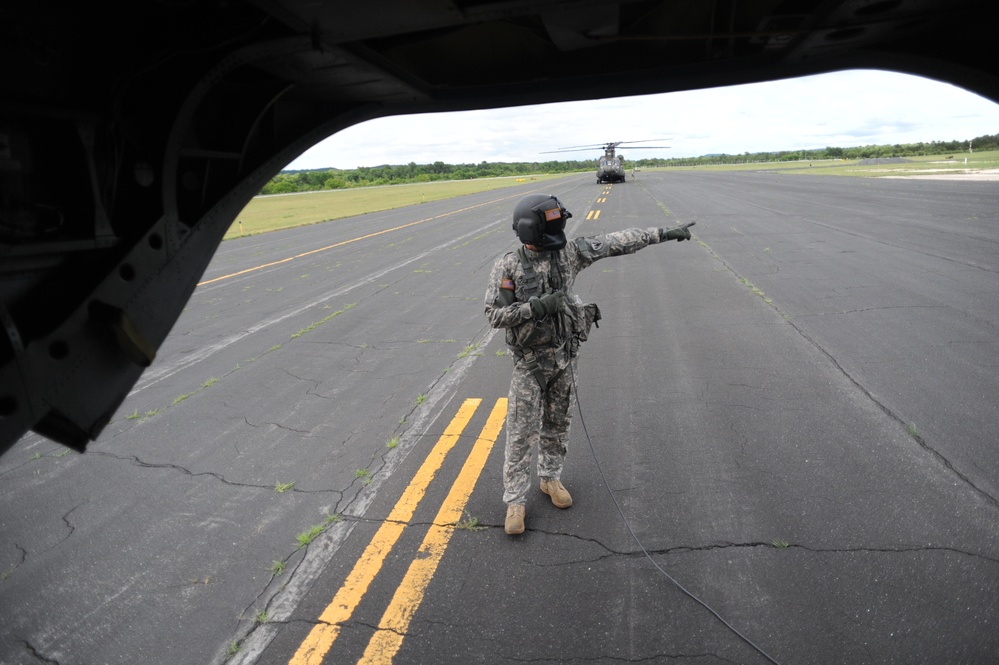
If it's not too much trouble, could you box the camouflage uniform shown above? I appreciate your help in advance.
[484,227,666,505]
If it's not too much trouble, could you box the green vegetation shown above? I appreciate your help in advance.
[457,343,480,359]
[457,511,488,531]
[125,408,161,422]
[229,174,570,238]
[296,524,326,547]
[296,514,344,546]
[656,138,997,168]
[772,539,790,549]
[262,163,583,194]
[386,436,399,449]
[270,560,286,575]
[274,481,295,493]
[290,304,356,339]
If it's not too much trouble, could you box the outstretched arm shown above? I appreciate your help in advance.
[573,221,696,268]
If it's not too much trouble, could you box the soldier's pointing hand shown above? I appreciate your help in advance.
[660,223,694,242]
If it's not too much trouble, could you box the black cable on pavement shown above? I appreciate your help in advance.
[568,361,782,665]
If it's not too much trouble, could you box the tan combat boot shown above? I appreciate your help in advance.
[540,478,573,508]
[505,503,526,534]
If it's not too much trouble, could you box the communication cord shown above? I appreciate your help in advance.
[567,360,782,665]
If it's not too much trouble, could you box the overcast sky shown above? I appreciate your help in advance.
[285,69,999,170]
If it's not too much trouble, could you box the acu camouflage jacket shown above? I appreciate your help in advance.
[484,227,664,353]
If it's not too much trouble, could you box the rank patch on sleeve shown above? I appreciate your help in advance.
[500,278,515,290]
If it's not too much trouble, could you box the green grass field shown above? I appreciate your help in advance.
[642,149,999,178]
[229,150,998,239]
[227,173,572,239]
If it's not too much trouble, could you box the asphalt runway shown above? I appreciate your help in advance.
[1,171,997,664]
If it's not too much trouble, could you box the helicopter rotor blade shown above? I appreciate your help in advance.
[543,138,673,154]
[616,138,673,145]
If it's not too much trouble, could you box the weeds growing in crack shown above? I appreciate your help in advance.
[386,436,399,449]
[270,560,286,575]
[456,342,480,359]
[255,611,269,623]
[126,408,161,421]
[771,539,789,549]
[274,481,295,493]
[296,513,344,548]
[457,511,487,531]
[907,422,919,437]
[296,524,325,548]
[291,304,356,339]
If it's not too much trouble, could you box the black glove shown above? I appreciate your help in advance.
[660,222,694,242]
[529,292,563,319]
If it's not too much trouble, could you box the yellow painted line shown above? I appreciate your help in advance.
[358,398,507,664]
[593,210,601,219]
[288,398,482,665]
[199,188,545,286]
[597,197,606,203]
[585,211,594,220]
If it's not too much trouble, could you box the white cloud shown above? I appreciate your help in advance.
[285,69,999,170]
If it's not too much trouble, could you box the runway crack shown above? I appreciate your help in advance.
[784,321,999,510]
[2,542,28,580]
[21,641,59,664]
[86,451,344,495]
[697,236,999,510]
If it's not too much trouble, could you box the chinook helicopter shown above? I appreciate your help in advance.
[543,140,671,184]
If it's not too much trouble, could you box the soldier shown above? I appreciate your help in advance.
[484,193,693,535]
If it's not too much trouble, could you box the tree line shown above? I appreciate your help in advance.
[262,134,998,195]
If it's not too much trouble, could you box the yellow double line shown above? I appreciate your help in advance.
[290,397,507,665]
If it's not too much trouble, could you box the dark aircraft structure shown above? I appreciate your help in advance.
[1,0,997,455]
[544,140,672,183]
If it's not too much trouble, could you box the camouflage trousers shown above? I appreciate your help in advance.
[502,347,578,505]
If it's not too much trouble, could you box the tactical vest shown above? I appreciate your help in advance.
[508,247,601,392]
